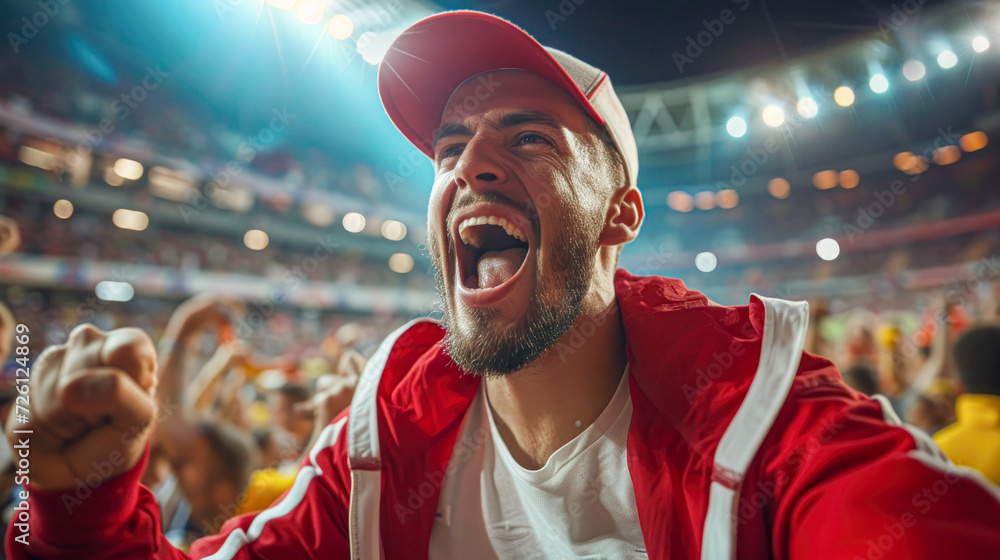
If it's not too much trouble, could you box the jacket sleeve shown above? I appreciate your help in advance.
[5,416,353,560]
[763,353,1000,559]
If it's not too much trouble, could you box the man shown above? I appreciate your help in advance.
[935,325,1000,487]
[7,11,1000,560]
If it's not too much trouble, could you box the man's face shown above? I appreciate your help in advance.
[268,393,313,444]
[427,71,617,377]
[174,433,236,528]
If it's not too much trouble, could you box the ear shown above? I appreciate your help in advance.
[599,186,644,247]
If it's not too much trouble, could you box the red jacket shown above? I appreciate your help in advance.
[11,271,1000,559]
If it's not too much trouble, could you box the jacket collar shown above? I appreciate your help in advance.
[955,394,1000,427]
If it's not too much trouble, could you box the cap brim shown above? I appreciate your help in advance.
[377,11,604,159]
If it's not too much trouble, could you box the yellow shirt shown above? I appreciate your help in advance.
[234,468,298,516]
[934,394,1000,488]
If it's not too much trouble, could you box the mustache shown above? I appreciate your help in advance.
[445,191,533,244]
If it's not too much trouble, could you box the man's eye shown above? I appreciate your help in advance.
[439,145,464,160]
[517,133,549,147]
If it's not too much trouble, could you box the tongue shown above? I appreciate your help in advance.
[477,248,527,289]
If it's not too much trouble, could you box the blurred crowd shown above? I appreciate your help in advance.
[0,286,401,552]
[0,62,406,207]
[1,200,1000,553]
[806,289,1000,491]
[0,197,433,292]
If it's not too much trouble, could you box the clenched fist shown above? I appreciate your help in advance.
[5,324,158,491]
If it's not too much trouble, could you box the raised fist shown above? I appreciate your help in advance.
[5,324,158,491]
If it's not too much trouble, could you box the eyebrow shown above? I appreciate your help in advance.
[431,111,563,152]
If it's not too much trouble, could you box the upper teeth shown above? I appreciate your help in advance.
[458,215,528,248]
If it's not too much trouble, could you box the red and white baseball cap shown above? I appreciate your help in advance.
[377,10,639,188]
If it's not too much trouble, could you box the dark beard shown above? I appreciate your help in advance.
[431,209,600,378]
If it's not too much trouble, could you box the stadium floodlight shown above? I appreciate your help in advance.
[381,220,408,241]
[695,252,718,273]
[726,116,747,138]
[244,229,269,250]
[902,60,926,81]
[762,106,784,127]
[343,212,366,233]
[113,158,144,180]
[972,36,989,53]
[112,209,148,231]
[796,97,818,118]
[816,238,840,261]
[833,86,855,107]
[295,0,324,25]
[869,74,889,93]
[937,50,957,69]
[327,14,354,40]
[96,281,135,302]
[389,253,414,273]
[53,199,73,219]
[767,178,790,199]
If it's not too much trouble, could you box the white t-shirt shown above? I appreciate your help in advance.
[428,366,647,559]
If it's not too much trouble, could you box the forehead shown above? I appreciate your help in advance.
[438,70,589,128]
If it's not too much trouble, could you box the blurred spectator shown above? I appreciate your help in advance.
[934,325,1000,487]
[268,383,314,456]
[842,362,878,397]
[0,215,18,254]
[905,393,954,435]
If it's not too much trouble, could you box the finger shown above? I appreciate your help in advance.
[31,346,71,429]
[336,349,366,378]
[100,328,158,391]
[28,346,95,442]
[58,368,158,436]
[59,324,106,373]
[195,295,245,323]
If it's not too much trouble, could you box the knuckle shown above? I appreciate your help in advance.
[33,345,67,375]
[67,323,102,345]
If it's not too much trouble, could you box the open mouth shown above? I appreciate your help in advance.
[455,214,530,292]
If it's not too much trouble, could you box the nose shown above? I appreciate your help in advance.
[452,135,507,192]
